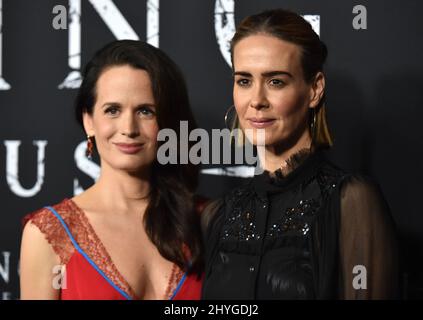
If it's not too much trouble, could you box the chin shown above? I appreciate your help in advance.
[243,128,278,146]
[252,139,280,147]
[114,160,154,173]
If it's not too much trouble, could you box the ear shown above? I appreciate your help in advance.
[309,72,325,109]
[82,111,95,137]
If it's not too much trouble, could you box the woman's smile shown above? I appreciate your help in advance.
[113,142,144,154]
[247,117,276,128]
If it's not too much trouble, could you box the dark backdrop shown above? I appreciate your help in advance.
[0,0,422,299]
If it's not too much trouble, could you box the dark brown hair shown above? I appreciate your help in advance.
[75,40,203,275]
[231,9,333,148]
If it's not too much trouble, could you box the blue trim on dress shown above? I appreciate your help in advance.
[169,272,187,300]
[45,206,132,300]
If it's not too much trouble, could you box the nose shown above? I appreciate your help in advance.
[250,84,269,110]
[120,113,140,138]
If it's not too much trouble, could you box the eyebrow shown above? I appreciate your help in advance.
[233,71,293,78]
[101,102,156,109]
[101,102,121,108]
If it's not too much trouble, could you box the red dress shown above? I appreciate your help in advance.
[23,199,203,300]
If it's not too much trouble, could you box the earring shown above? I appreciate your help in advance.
[224,105,235,129]
[311,109,317,130]
[224,105,244,145]
[310,108,317,146]
[86,135,94,159]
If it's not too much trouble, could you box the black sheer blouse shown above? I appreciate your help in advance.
[202,149,398,299]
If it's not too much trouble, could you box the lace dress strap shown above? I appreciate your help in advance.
[22,199,77,265]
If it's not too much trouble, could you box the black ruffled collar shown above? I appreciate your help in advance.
[271,148,311,179]
[253,148,326,198]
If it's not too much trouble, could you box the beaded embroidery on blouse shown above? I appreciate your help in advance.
[220,150,345,242]
[221,185,261,242]
[267,198,320,237]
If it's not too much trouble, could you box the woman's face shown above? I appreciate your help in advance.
[233,33,324,147]
[83,65,159,174]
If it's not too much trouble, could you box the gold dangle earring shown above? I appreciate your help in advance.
[86,135,94,159]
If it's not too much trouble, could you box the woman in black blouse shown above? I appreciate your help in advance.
[202,9,398,299]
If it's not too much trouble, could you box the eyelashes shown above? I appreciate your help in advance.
[236,78,251,87]
[268,79,286,87]
[103,105,156,118]
[104,106,119,116]
[235,78,287,88]
[137,106,156,117]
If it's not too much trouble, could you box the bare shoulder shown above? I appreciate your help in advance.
[21,205,66,261]
[21,218,59,260]
[20,200,77,299]
[20,218,61,299]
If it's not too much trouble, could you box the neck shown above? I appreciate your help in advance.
[259,129,312,173]
[89,163,152,213]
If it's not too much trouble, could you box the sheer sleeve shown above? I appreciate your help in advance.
[338,175,399,299]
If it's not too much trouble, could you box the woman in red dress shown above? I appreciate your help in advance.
[20,40,204,300]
